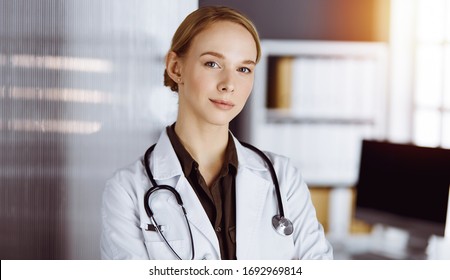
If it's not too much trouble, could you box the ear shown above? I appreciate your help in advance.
[165,51,183,84]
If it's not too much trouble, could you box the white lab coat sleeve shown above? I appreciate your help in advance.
[101,170,149,259]
[280,157,333,259]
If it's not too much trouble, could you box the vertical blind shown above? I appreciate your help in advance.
[0,0,196,259]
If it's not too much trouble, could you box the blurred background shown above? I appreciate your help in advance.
[1,0,449,259]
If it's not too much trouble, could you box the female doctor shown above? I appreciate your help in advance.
[101,6,333,260]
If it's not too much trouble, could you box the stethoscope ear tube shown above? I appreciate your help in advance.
[144,145,185,213]
[144,144,158,190]
[239,141,294,236]
[239,142,285,218]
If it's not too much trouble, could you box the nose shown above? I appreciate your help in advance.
[217,70,235,93]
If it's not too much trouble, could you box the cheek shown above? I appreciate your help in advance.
[187,72,203,89]
[183,62,200,82]
[189,69,215,91]
[235,87,252,109]
[240,78,254,99]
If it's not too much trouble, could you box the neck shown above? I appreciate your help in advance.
[174,119,229,166]
[174,118,230,187]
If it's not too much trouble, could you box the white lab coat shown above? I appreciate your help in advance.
[101,129,333,260]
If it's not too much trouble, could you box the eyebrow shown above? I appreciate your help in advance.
[200,51,256,65]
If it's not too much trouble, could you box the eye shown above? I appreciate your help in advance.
[238,67,252,74]
[205,61,220,68]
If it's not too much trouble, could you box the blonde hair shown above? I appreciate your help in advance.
[164,6,261,92]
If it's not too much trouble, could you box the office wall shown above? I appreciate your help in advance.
[0,0,197,259]
[199,0,390,42]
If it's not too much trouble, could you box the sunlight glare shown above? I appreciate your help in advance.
[417,0,446,42]
[415,46,443,108]
[414,109,441,147]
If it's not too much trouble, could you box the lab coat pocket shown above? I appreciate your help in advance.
[140,223,188,259]
[144,239,186,260]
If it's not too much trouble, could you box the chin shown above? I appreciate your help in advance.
[207,119,231,127]
[202,107,243,127]
[206,115,235,127]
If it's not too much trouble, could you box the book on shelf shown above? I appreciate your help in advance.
[267,56,294,109]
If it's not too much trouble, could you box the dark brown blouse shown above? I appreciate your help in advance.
[166,124,238,260]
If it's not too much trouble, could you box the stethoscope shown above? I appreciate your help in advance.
[143,141,294,260]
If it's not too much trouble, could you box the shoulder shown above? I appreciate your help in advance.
[238,141,305,186]
[236,140,292,171]
[265,151,305,185]
[260,149,302,178]
[106,158,146,188]
[103,158,148,206]
[263,150,291,167]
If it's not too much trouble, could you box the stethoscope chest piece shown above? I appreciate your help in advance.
[272,215,294,236]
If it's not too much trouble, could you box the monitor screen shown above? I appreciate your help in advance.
[355,140,450,238]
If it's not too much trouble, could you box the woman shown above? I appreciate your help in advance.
[101,6,333,260]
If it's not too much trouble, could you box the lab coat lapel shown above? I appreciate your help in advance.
[170,176,221,257]
[151,130,220,258]
[234,140,272,259]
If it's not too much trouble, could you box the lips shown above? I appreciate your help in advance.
[209,98,235,110]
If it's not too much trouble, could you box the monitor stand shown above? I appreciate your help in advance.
[426,235,450,259]
[350,224,428,260]
[369,224,410,259]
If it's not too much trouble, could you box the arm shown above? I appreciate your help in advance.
[101,171,149,259]
[279,157,333,259]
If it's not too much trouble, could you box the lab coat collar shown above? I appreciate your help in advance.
[151,129,183,180]
[234,137,269,172]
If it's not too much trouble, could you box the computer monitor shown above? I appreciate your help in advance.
[355,140,450,252]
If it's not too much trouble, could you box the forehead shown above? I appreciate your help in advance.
[187,21,257,61]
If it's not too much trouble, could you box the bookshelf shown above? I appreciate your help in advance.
[245,40,389,187]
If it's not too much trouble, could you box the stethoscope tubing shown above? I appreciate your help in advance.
[143,140,292,259]
[144,144,195,260]
[239,141,286,219]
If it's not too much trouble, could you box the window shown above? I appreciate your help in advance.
[413,0,450,147]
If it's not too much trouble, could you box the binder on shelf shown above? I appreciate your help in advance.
[267,56,294,109]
